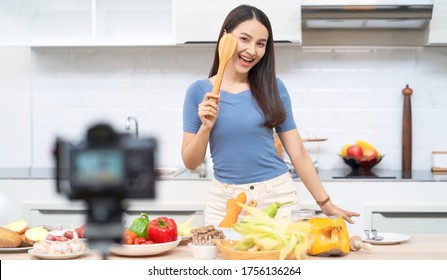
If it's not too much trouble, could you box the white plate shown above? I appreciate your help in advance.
[0,246,33,253]
[362,232,410,245]
[109,236,181,256]
[28,249,89,259]
[180,235,192,241]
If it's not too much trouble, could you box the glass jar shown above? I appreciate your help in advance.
[291,208,315,222]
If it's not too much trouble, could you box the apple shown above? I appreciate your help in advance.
[363,148,378,159]
[346,144,363,160]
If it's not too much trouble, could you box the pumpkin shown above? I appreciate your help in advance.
[307,216,350,256]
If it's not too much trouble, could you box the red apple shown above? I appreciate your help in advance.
[346,144,363,160]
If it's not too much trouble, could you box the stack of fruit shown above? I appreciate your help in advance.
[339,140,384,170]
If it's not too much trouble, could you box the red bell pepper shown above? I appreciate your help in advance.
[148,217,178,243]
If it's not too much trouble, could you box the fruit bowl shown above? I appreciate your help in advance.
[339,154,384,171]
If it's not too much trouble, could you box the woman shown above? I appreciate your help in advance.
[182,5,360,226]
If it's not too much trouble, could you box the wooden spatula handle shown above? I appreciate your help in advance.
[209,73,223,104]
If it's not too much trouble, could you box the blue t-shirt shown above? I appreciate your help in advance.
[183,78,296,184]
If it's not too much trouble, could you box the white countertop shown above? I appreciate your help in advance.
[1,235,446,260]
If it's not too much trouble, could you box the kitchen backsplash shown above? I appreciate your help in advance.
[1,45,446,171]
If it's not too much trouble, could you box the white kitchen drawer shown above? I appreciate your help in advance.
[25,202,206,229]
[365,205,447,234]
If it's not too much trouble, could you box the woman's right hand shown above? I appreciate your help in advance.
[198,92,220,128]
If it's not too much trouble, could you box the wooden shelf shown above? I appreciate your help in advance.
[302,138,328,142]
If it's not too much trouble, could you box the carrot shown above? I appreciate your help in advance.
[244,200,257,216]
[218,192,247,228]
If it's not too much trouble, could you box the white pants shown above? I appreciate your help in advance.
[204,172,299,226]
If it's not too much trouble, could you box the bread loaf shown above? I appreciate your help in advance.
[0,227,22,248]
[24,226,49,245]
[2,219,29,234]
[19,235,33,247]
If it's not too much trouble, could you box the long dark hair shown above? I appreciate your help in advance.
[209,5,286,129]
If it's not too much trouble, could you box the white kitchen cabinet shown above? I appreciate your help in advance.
[1,0,302,46]
[428,0,447,45]
[94,0,174,46]
[365,205,447,234]
[0,0,92,46]
[25,202,206,229]
[0,179,209,228]
[2,178,447,237]
[0,0,175,46]
[174,0,301,44]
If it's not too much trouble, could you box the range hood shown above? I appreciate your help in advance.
[302,0,434,30]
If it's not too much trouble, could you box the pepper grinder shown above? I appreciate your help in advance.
[402,85,413,179]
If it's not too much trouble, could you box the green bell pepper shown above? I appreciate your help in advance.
[262,201,292,218]
[128,213,149,238]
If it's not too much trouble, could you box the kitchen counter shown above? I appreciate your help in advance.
[1,167,446,182]
[1,235,446,260]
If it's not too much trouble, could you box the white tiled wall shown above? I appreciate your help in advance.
[1,45,447,170]
[0,47,31,167]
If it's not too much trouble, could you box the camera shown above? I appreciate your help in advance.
[55,123,157,200]
[54,123,157,254]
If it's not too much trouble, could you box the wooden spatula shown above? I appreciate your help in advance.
[208,33,238,104]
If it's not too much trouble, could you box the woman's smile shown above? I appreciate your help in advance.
[238,54,254,67]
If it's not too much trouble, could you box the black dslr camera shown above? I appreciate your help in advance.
[54,123,157,255]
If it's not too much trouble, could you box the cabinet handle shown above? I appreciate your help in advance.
[38,209,87,214]
[124,210,197,215]
[378,212,447,218]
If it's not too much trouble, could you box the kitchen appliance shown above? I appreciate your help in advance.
[301,0,434,30]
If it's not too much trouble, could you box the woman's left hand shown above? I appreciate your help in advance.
[320,202,360,224]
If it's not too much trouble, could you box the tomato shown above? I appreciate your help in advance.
[134,237,147,245]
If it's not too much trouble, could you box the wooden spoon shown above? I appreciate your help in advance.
[208,33,238,104]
